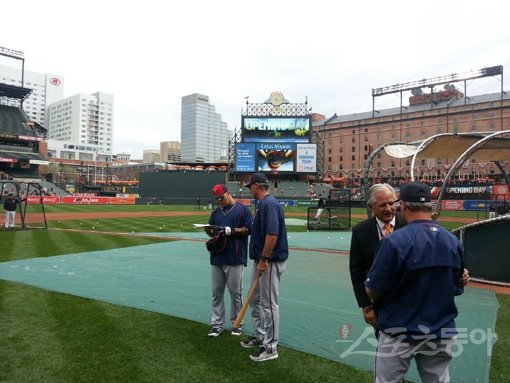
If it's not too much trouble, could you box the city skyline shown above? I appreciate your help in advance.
[2,0,509,159]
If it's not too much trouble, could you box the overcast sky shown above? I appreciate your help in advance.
[2,0,510,159]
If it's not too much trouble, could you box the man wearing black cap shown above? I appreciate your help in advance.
[240,172,288,362]
[205,184,253,337]
[3,192,20,229]
[365,181,465,382]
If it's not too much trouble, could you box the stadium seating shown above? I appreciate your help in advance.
[38,180,69,196]
[274,181,310,197]
[0,104,32,135]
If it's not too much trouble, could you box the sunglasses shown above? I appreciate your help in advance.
[215,194,226,201]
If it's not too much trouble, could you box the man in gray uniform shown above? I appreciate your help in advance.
[240,173,289,362]
[206,184,252,337]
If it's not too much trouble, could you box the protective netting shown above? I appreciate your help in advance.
[0,232,499,382]
[307,207,351,231]
[452,216,510,283]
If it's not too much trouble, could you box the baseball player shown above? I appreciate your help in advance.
[241,172,288,362]
[205,184,253,337]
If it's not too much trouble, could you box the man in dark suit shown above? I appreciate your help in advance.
[349,184,405,327]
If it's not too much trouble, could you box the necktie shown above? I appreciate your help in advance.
[384,223,393,237]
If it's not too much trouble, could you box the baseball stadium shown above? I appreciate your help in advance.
[1,51,510,383]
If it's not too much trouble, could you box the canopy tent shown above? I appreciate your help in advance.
[363,130,510,217]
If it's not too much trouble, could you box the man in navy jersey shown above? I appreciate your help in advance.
[365,181,465,383]
[205,184,253,337]
[240,172,288,362]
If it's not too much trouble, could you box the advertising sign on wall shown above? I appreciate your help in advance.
[234,143,256,172]
[296,144,317,173]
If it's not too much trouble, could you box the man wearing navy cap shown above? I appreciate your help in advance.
[205,184,253,337]
[365,181,465,382]
[240,172,288,362]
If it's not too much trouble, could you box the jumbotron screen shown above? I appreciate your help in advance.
[241,116,310,143]
[234,142,317,174]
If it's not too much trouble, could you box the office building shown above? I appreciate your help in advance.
[143,149,161,163]
[160,141,181,162]
[47,92,114,155]
[180,93,231,162]
[0,64,64,128]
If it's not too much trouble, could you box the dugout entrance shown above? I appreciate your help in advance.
[307,188,351,230]
[0,180,48,230]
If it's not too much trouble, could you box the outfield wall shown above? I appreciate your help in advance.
[139,171,226,200]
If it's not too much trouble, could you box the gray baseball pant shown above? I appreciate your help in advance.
[210,264,244,329]
[249,259,286,352]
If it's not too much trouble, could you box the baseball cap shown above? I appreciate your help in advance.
[212,184,228,198]
[244,172,269,188]
[398,181,432,203]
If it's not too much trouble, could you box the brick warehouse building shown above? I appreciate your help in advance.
[312,69,510,186]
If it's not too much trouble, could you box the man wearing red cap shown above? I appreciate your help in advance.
[205,184,253,338]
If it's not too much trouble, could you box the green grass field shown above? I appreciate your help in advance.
[0,205,508,383]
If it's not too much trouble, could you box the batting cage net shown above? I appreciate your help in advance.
[307,188,351,230]
[452,215,510,285]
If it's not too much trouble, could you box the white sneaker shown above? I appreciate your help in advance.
[250,347,278,362]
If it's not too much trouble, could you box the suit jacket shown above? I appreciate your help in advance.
[349,213,406,308]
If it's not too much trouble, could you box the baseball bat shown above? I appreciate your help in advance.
[233,273,261,329]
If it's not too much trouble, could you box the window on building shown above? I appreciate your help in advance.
[471,124,477,132]
[352,155,355,161]
[352,146,355,152]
